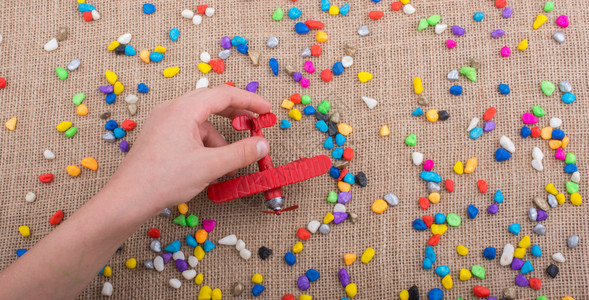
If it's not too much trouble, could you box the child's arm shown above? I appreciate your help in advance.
[0,85,271,299]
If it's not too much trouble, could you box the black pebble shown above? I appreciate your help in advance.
[115,44,126,55]
[438,110,450,121]
[327,121,338,136]
[408,285,419,300]
[117,244,124,251]
[314,111,329,121]
[355,172,367,187]
[258,246,273,260]
[546,264,559,278]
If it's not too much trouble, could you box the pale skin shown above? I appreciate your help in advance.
[0,85,271,299]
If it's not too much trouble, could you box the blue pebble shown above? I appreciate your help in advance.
[335,134,346,146]
[105,92,116,104]
[483,247,496,260]
[420,171,441,183]
[316,120,328,132]
[99,265,105,274]
[294,22,310,34]
[425,246,436,263]
[343,173,355,185]
[495,148,512,161]
[564,164,577,173]
[329,166,340,178]
[551,129,565,140]
[422,258,433,269]
[164,240,181,253]
[149,52,164,62]
[371,0,381,2]
[494,190,504,203]
[508,223,521,235]
[412,219,427,231]
[16,249,27,257]
[114,128,126,139]
[428,288,444,300]
[78,3,96,12]
[236,44,249,54]
[332,62,344,75]
[252,284,265,296]
[186,234,198,247]
[124,45,136,56]
[470,126,483,139]
[521,260,534,274]
[332,148,344,159]
[473,11,485,21]
[467,204,479,219]
[288,7,302,19]
[280,119,291,129]
[561,92,576,103]
[142,3,156,14]
[105,120,118,131]
[306,269,320,282]
[531,244,542,257]
[435,265,450,277]
[498,83,510,95]
[449,85,463,95]
[340,4,350,15]
[169,27,179,41]
[324,137,334,149]
[321,0,330,11]
[203,240,215,252]
[412,107,424,116]
[434,213,446,224]
[304,105,316,115]
[138,83,149,93]
[231,36,247,46]
[520,126,532,138]
[284,252,296,266]
[269,58,279,76]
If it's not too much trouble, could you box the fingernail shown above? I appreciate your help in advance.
[256,140,268,159]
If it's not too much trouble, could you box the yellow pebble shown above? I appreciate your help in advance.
[67,165,81,177]
[56,121,72,132]
[338,181,351,192]
[211,288,222,300]
[457,245,469,256]
[252,273,263,284]
[107,40,120,51]
[316,31,328,43]
[194,246,205,260]
[344,253,356,266]
[428,192,440,204]
[453,161,464,174]
[426,110,439,122]
[113,81,124,95]
[81,157,98,171]
[18,225,30,237]
[545,183,558,195]
[441,274,453,289]
[77,0,85,3]
[380,125,390,136]
[431,224,448,235]
[140,49,150,63]
[198,285,213,300]
[292,241,303,253]
[371,199,388,213]
[198,63,212,74]
[562,136,569,148]
[533,14,548,29]
[361,248,375,263]
[556,193,566,205]
[399,290,409,300]
[154,46,167,53]
[518,39,528,51]
[125,258,137,269]
[281,99,295,110]
[400,0,410,4]
[105,70,117,85]
[338,123,353,136]
[323,212,335,224]
[514,247,526,259]
[413,77,423,94]
[328,5,339,15]
[358,72,373,83]
[195,273,204,285]
[288,108,302,120]
[540,127,553,140]
[5,117,17,131]
[300,295,313,300]
[464,157,477,174]
[103,266,112,277]
[345,283,357,297]
[459,268,472,281]
[519,235,531,248]
[570,193,582,205]
[76,104,88,116]
[164,67,180,78]
[178,203,189,214]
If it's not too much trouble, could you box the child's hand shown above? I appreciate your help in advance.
[110,85,271,213]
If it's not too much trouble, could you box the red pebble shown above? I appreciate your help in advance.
[82,11,93,22]
[419,197,430,210]
[338,169,348,181]
[473,286,490,297]
[290,93,301,104]
[196,4,208,14]
[224,81,234,86]
[283,295,295,300]
[305,20,324,29]
[422,215,434,228]
[495,0,507,8]
[39,174,53,183]
[531,126,541,137]
[477,180,488,193]
[391,1,402,11]
[49,210,64,225]
[148,228,161,238]
[343,148,354,161]
[321,69,333,82]
[445,179,455,192]
[483,107,497,121]
[529,278,542,290]
[209,59,225,73]
[121,120,136,131]
[368,11,384,20]
[296,227,311,240]
[311,44,322,56]
[0,77,6,89]
[428,234,441,246]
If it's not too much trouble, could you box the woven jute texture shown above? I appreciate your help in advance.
[0,0,587,299]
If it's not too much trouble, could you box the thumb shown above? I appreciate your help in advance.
[202,136,269,180]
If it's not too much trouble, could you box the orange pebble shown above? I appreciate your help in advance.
[178,203,188,215]
[561,136,569,148]
[195,229,208,244]
[371,199,388,213]
[80,157,98,171]
[549,140,562,149]
[76,104,88,116]
[66,165,81,177]
[344,253,356,265]
[338,181,351,192]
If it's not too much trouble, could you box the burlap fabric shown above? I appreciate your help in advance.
[0,0,587,299]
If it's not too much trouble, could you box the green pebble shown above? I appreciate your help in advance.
[64,127,77,137]
[543,1,554,12]
[186,214,199,227]
[327,191,338,203]
[72,93,86,106]
[540,81,555,96]
[418,19,429,31]
[301,95,312,105]
[173,214,187,226]
[471,265,485,279]
[565,153,576,164]
[426,15,441,26]
[272,8,284,21]
[56,67,68,80]
[460,66,477,82]
[536,297,548,300]
[405,134,417,146]
[446,213,461,227]
[566,181,579,194]
[317,100,331,114]
[532,105,546,117]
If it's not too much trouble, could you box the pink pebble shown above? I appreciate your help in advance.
[304,61,315,74]
[423,160,434,171]
[500,46,511,57]
[556,15,569,28]
[300,77,310,88]
[555,148,565,160]
[522,112,538,124]
[202,220,216,232]
[446,39,457,49]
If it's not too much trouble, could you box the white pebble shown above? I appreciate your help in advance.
[552,252,565,263]
[172,251,185,261]
[91,10,100,20]
[412,152,424,165]
[117,33,132,45]
[553,32,565,43]
[403,4,416,15]
[499,136,515,153]
[200,52,211,63]
[384,193,399,206]
[67,58,81,71]
[447,69,459,81]
[154,256,164,272]
[531,159,543,171]
[559,81,572,93]
[500,243,515,266]
[125,94,138,104]
[333,203,346,213]
[341,56,353,68]
[218,234,237,245]
[205,7,215,17]
[435,23,448,34]
[182,269,197,280]
[0,34,3,44]
[101,282,113,296]
[267,36,279,48]
[549,117,562,128]
[235,239,245,251]
[466,117,479,131]
[25,192,36,203]
[361,96,378,109]
[169,278,182,289]
[181,9,194,19]
[307,220,321,233]
[196,77,209,89]
[301,47,311,57]
[188,255,199,268]
[218,49,231,60]
[44,38,58,52]
[571,171,580,183]
[193,15,203,25]
[43,149,55,159]
[239,249,251,260]
[358,25,370,36]
[532,147,544,160]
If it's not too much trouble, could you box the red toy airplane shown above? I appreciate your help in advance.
[207,112,331,215]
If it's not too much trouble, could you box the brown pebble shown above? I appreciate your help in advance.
[470,58,481,69]
[503,287,516,299]
[128,104,137,116]
[248,50,260,66]
[348,212,358,223]
[417,96,429,106]
[100,112,111,120]
[345,43,357,57]
[231,282,243,296]
[334,162,348,169]
[533,196,549,211]
[329,112,340,123]
[56,27,69,41]
[285,65,295,76]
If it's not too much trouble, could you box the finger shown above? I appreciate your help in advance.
[199,136,269,181]
[200,121,228,148]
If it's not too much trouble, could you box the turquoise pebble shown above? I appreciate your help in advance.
[316,120,328,132]
[494,190,504,203]
[284,252,296,265]
[186,234,197,247]
[164,240,181,252]
[231,36,248,46]
[335,133,346,146]
[531,244,541,257]
[324,136,334,149]
[434,213,445,224]
[150,52,164,62]
[169,27,179,41]
[508,223,521,235]
[435,265,450,277]
[412,107,424,116]
[340,4,350,15]
[467,204,479,219]
[473,11,485,21]
[124,45,136,56]
[332,148,344,159]
[422,258,433,269]
[99,265,105,274]
[425,246,436,263]
[288,7,301,19]
[321,0,330,11]
[343,173,355,185]
[420,171,442,183]
[521,260,534,274]
[470,126,483,139]
[114,128,126,139]
[561,92,576,103]
[280,119,291,129]
[78,3,95,12]
[203,240,215,252]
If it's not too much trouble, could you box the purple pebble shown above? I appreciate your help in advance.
[483,120,496,132]
[511,258,524,270]
[536,209,548,221]
[292,72,303,82]
[220,36,232,49]
[175,259,188,272]
[515,273,529,287]
[502,7,513,18]
[337,192,352,204]
[488,297,497,300]
[297,275,310,291]
[338,268,350,287]
[333,212,348,224]
[452,25,466,36]
[487,203,499,214]
[119,140,130,152]
[99,85,114,94]
[162,252,173,264]
[491,29,505,38]
[245,81,259,93]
